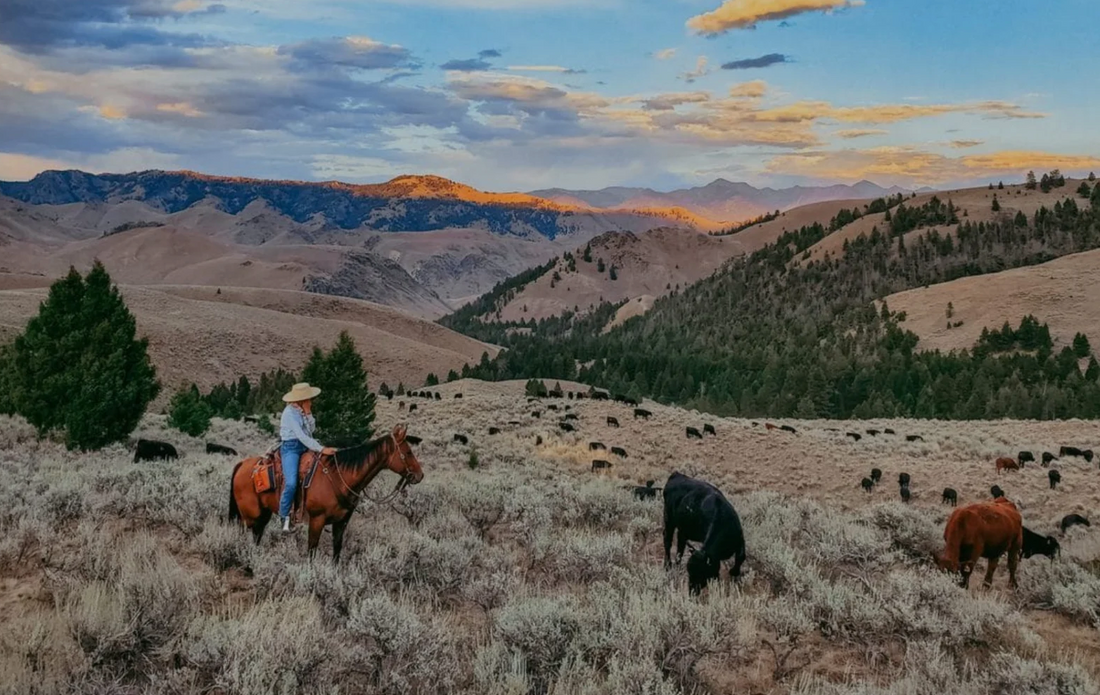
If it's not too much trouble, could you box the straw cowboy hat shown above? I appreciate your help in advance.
[283,382,322,403]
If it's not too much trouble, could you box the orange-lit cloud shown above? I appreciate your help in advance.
[765,147,1100,185]
[653,48,677,60]
[689,0,865,35]
[949,139,984,148]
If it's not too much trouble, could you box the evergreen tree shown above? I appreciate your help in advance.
[425,373,440,386]
[998,181,1004,190]
[1087,357,1100,382]
[991,195,1000,212]
[1078,181,1092,198]
[1073,332,1092,358]
[609,265,618,281]
[168,384,213,437]
[1090,172,1097,181]
[597,258,606,273]
[1014,211,1028,227]
[582,244,592,262]
[447,369,459,382]
[946,302,954,319]
[1092,183,1100,209]
[7,263,159,450]
[300,331,376,447]
[1025,170,1037,190]
[1040,174,1051,193]
[396,382,405,396]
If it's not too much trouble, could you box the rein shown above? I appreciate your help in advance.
[324,434,410,508]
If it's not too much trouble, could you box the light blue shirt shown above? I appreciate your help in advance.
[280,405,323,452]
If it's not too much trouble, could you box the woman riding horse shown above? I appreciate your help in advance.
[279,382,336,531]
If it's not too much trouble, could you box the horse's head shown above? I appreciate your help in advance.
[388,423,424,486]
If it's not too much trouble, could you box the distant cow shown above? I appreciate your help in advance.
[1087,450,1096,463]
[507,420,521,426]
[866,429,880,436]
[703,424,716,437]
[1042,451,1057,466]
[613,394,629,403]
[906,435,923,442]
[591,459,612,471]
[399,401,406,411]
[663,472,747,594]
[780,425,797,434]
[765,423,777,431]
[633,408,652,420]
[488,427,501,435]
[1060,514,1090,535]
[385,392,393,401]
[589,442,606,451]
[934,499,1023,588]
[409,404,418,413]
[563,413,579,421]
[633,480,660,501]
[547,405,560,411]
[900,486,911,503]
[531,411,541,418]
[567,392,574,399]
[686,427,703,440]
[1022,526,1059,561]
[453,434,469,445]
[206,443,237,456]
[454,393,463,399]
[591,391,610,401]
[990,485,1005,499]
[942,488,958,506]
[846,432,862,441]
[1018,451,1035,466]
[1059,446,1091,461]
[861,477,873,493]
[535,436,543,446]
[870,468,882,484]
[434,393,441,401]
[995,457,1019,473]
[1048,469,1061,490]
[611,446,627,457]
[559,422,575,432]
[607,416,620,428]
[884,428,896,435]
[134,439,178,463]
[898,472,911,487]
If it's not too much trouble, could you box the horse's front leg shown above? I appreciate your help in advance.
[332,509,354,564]
[307,514,326,561]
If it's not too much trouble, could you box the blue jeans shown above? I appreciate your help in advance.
[279,440,307,518]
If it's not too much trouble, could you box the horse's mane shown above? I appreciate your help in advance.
[334,435,391,472]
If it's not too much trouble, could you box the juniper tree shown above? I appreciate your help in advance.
[301,331,376,447]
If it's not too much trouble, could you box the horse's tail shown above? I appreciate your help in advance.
[228,460,244,523]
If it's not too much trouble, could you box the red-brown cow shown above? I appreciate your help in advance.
[995,457,1019,474]
[764,423,777,431]
[934,498,1023,589]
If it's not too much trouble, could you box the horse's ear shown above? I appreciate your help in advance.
[393,423,407,441]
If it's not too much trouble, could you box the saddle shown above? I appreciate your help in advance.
[252,448,325,521]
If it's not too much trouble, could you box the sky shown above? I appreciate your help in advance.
[0,0,1098,191]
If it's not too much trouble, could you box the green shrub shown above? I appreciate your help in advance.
[6,262,159,450]
[168,384,213,437]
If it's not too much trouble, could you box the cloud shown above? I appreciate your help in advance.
[949,139,984,149]
[834,128,887,139]
[441,58,493,72]
[278,36,415,70]
[680,56,710,83]
[721,53,789,70]
[0,0,216,54]
[728,80,768,98]
[765,147,1100,186]
[689,0,865,36]
[642,92,711,111]
[507,65,586,74]
[478,49,502,58]
[653,48,677,60]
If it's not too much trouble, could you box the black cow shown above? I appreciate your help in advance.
[633,480,660,501]
[613,394,629,404]
[870,468,882,484]
[206,442,237,456]
[563,413,579,421]
[454,393,463,399]
[703,424,716,436]
[942,488,958,506]
[385,392,394,401]
[398,401,406,411]
[1087,450,1096,463]
[409,404,418,413]
[1042,451,1057,466]
[567,392,574,400]
[591,391,610,401]
[898,472,911,487]
[634,408,652,420]
[686,427,703,440]
[607,416,620,428]
[453,434,469,445]
[564,405,572,411]
[531,411,542,418]
[900,485,911,503]
[1048,469,1061,490]
[884,428,896,435]
[1022,527,1060,560]
[1060,514,1090,534]
[134,439,178,463]
[507,420,521,426]
[488,427,501,435]
[906,435,924,442]
[663,472,747,594]
[846,432,862,442]
[560,422,576,432]
[536,436,543,446]
[780,425,797,434]
[434,393,442,401]
[866,429,880,436]
[861,477,873,493]
[589,442,606,451]
[405,435,423,446]
[547,404,560,411]
[1018,451,1035,466]
[1060,446,1085,458]
[990,484,1005,499]
[591,459,612,471]
[611,446,627,458]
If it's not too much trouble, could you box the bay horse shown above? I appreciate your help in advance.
[228,424,423,562]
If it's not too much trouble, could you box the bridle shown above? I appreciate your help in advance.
[326,434,416,507]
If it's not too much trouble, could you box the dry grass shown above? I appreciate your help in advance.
[1,379,1098,694]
